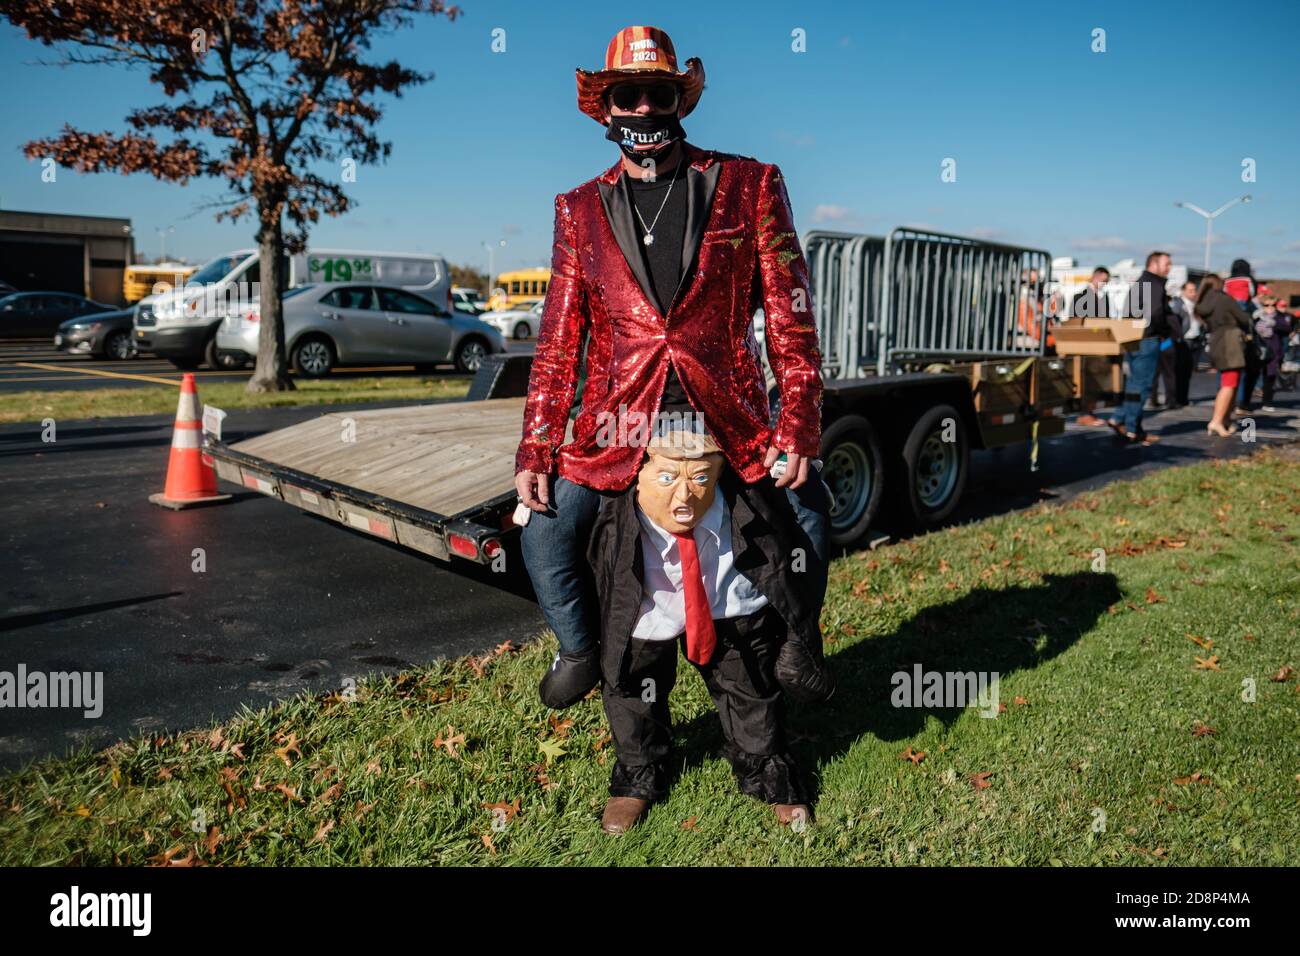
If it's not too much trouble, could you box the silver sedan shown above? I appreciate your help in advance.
[215,282,507,376]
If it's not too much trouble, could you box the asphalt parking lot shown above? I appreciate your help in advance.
[0,337,537,394]
[1,367,1297,770]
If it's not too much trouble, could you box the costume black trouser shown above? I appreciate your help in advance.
[603,606,806,805]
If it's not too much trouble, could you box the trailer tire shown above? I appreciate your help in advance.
[819,414,884,548]
[292,335,335,378]
[900,403,969,528]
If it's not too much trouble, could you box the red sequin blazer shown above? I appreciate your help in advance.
[515,143,822,490]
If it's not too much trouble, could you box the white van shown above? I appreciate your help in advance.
[133,248,452,370]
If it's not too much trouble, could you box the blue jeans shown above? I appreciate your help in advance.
[1118,337,1162,435]
[520,473,831,654]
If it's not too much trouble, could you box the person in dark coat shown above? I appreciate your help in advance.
[1224,259,1259,410]
[1249,296,1292,410]
[1195,274,1253,436]
[1169,279,1202,407]
[586,426,832,834]
[1110,251,1174,444]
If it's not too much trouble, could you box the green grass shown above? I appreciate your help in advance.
[2,447,1297,866]
[0,376,470,424]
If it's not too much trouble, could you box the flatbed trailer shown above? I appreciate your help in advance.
[206,228,1124,559]
[206,396,526,565]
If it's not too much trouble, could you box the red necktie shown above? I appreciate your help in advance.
[673,531,717,666]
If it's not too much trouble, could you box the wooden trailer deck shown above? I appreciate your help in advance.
[230,397,528,518]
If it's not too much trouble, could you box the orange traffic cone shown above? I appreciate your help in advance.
[149,373,232,510]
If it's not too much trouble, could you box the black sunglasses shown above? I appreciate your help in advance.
[608,82,679,112]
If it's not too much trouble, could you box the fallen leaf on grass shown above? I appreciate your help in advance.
[204,825,222,856]
[219,767,246,811]
[274,732,302,767]
[481,833,497,855]
[318,781,344,805]
[1187,634,1213,651]
[433,726,466,758]
[1191,722,1216,738]
[1144,587,1164,605]
[1193,656,1221,671]
[548,714,574,738]
[681,816,698,831]
[273,783,303,803]
[148,846,198,867]
[538,738,567,764]
[481,798,521,824]
[1013,696,1029,706]
[899,747,925,765]
[1269,666,1294,683]
[968,771,993,791]
[1173,772,1212,786]
[311,820,335,844]
[365,759,382,775]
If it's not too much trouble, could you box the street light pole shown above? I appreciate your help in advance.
[156,225,174,262]
[1174,196,1251,273]
[481,238,505,302]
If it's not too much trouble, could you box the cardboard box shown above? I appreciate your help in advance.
[1071,355,1124,406]
[1052,318,1146,356]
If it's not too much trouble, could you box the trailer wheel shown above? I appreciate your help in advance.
[900,404,969,528]
[819,414,884,548]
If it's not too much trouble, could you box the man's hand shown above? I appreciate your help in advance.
[515,470,550,512]
[764,446,809,489]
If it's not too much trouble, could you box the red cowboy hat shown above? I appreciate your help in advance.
[576,26,705,125]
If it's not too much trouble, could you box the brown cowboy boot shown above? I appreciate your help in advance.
[773,803,812,827]
[601,796,651,834]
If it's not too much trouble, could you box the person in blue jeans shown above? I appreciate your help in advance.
[1111,251,1174,446]
[513,26,831,709]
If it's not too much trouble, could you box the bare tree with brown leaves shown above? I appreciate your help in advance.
[7,0,459,391]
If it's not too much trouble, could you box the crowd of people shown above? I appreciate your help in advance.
[1046,254,1294,445]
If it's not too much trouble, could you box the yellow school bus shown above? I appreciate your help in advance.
[484,267,550,313]
[123,263,196,304]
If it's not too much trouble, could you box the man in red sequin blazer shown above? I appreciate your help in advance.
[514,25,829,709]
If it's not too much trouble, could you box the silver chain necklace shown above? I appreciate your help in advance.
[631,162,682,246]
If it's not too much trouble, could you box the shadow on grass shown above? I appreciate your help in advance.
[668,571,1121,806]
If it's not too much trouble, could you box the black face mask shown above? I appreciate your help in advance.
[604,112,685,164]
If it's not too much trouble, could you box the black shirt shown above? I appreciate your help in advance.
[625,163,690,408]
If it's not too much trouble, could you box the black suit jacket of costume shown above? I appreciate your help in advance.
[586,468,826,692]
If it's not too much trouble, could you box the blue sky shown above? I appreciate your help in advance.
[2,0,1298,277]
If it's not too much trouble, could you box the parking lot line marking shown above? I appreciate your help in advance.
[0,375,113,383]
[15,362,179,386]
